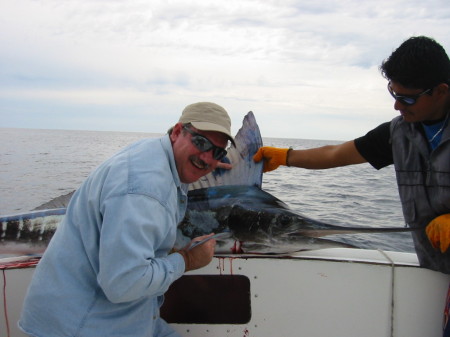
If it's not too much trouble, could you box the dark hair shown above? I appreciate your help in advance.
[380,36,450,89]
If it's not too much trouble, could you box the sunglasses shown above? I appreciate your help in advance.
[183,126,228,161]
[387,83,432,106]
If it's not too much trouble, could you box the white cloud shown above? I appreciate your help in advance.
[1,0,449,139]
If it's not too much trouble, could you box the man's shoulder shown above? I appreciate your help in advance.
[126,137,177,201]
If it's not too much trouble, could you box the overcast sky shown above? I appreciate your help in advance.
[1,0,449,140]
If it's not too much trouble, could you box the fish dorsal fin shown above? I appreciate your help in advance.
[189,111,263,191]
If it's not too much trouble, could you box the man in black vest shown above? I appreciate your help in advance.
[254,36,450,336]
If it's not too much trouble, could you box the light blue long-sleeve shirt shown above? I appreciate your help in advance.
[19,135,188,337]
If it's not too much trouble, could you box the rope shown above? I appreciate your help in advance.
[0,256,40,337]
[0,257,41,270]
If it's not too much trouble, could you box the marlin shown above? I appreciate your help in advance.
[0,112,415,257]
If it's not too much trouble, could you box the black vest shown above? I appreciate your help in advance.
[390,116,450,274]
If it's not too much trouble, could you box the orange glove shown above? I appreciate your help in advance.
[426,214,450,253]
[253,147,290,173]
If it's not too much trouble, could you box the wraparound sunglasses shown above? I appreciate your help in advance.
[183,126,228,161]
[387,83,432,106]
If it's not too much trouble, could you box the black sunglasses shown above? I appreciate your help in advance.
[183,126,228,161]
[387,83,432,106]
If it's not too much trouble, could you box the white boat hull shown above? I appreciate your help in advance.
[2,248,449,337]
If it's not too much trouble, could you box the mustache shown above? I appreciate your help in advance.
[189,155,211,170]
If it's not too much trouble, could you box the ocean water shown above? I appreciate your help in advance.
[0,128,415,253]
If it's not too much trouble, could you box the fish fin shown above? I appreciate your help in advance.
[33,190,75,210]
[189,111,263,190]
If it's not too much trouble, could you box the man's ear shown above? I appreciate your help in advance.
[434,82,449,98]
[170,123,183,142]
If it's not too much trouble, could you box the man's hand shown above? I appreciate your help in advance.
[216,162,232,170]
[178,234,216,271]
[253,147,289,173]
[426,214,450,253]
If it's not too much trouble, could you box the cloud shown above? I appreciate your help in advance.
[1,0,449,139]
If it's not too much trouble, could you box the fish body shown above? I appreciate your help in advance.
[0,209,64,255]
[176,184,414,254]
[1,112,415,257]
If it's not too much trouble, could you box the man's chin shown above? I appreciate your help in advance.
[181,171,211,184]
[400,112,416,123]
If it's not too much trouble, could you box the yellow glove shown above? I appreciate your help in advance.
[426,214,450,253]
[253,147,290,173]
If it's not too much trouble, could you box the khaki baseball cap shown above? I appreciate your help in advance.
[179,102,235,145]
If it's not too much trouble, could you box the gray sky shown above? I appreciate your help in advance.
[1,0,449,140]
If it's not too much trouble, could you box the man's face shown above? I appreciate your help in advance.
[388,81,444,123]
[170,123,229,184]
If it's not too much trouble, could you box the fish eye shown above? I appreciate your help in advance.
[278,214,291,226]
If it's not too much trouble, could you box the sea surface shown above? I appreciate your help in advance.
[0,127,415,253]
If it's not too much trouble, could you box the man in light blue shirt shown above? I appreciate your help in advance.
[19,102,235,337]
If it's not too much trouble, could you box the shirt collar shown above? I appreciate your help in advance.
[160,134,189,193]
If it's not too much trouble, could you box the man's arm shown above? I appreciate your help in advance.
[289,140,367,169]
[254,140,367,172]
